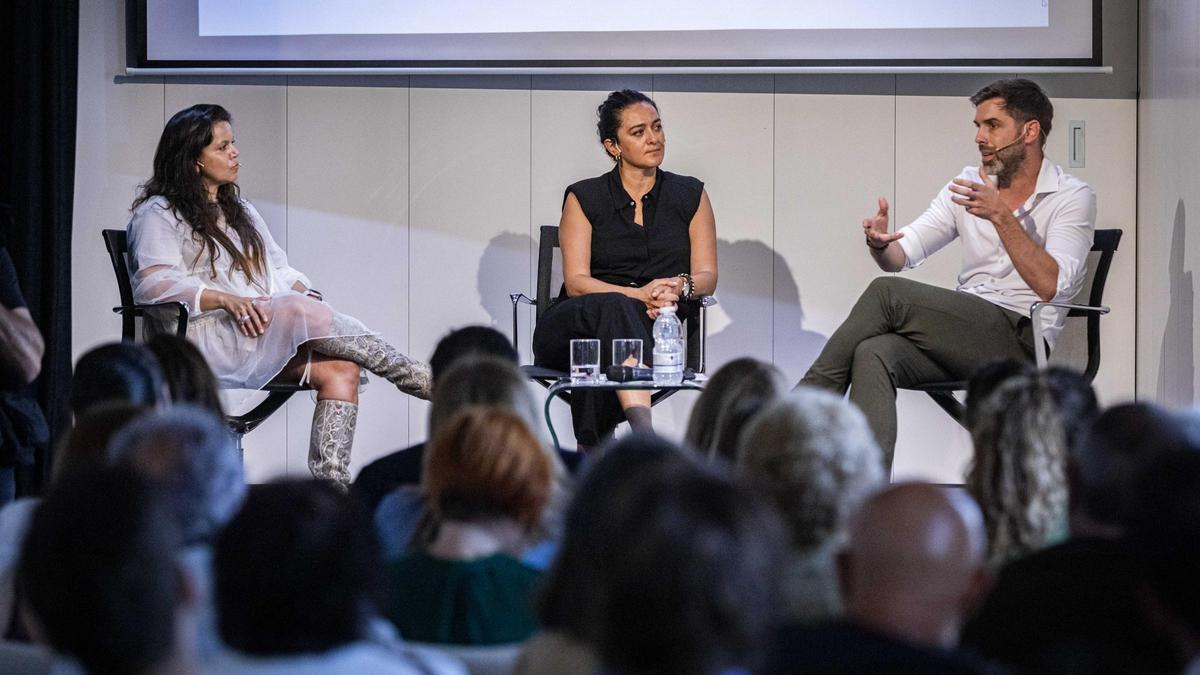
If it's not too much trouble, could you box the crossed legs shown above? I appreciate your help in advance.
[800,276,1033,466]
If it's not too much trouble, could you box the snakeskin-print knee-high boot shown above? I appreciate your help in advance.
[309,335,433,400]
[309,399,358,486]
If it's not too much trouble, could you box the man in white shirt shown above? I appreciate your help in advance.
[799,79,1096,466]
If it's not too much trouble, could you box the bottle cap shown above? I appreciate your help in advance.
[659,305,677,314]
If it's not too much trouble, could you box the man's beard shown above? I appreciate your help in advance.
[982,142,1026,188]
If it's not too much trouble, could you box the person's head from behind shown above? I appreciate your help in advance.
[1069,402,1200,537]
[737,387,884,553]
[428,355,544,442]
[964,358,1033,430]
[969,78,1053,185]
[838,482,988,650]
[595,459,787,675]
[423,406,552,538]
[69,342,166,417]
[685,357,785,463]
[50,401,152,482]
[146,333,225,416]
[215,480,379,655]
[597,89,663,169]
[428,325,518,385]
[108,405,245,547]
[537,433,686,637]
[967,369,1096,564]
[1124,445,1200,659]
[18,467,189,675]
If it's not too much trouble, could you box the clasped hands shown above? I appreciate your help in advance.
[640,278,680,320]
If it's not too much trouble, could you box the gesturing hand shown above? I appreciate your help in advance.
[220,292,272,337]
[949,168,1007,223]
[863,197,903,250]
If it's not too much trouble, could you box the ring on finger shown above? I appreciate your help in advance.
[238,315,250,323]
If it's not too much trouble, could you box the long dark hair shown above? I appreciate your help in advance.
[133,104,267,287]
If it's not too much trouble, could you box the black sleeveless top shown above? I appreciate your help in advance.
[561,166,704,298]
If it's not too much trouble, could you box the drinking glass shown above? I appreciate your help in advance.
[612,338,643,367]
[569,339,601,382]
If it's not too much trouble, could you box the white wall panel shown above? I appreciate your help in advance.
[72,0,163,359]
[408,84,532,439]
[1046,99,1137,405]
[285,85,412,479]
[1138,1,1200,407]
[774,93,897,389]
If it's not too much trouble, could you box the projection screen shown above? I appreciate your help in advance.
[129,0,1102,73]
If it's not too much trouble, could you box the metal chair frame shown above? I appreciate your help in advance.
[102,229,307,452]
[509,225,714,407]
[907,228,1123,425]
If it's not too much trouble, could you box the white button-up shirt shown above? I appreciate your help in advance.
[895,158,1096,348]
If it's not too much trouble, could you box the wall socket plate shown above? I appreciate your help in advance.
[1068,120,1086,168]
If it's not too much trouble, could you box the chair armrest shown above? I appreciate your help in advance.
[1029,301,1110,369]
[695,295,716,374]
[112,301,190,337]
[509,293,536,351]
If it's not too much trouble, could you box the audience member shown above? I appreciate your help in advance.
[0,216,47,505]
[684,356,785,463]
[593,453,787,675]
[382,407,553,645]
[69,341,166,417]
[373,356,572,565]
[965,368,1097,565]
[213,479,460,673]
[0,401,150,638]
[962,402,1190,674]
[517,433,686,675]
[763,483,993,674]
[107,406,246,660]
[146,333,226,416]
[17,467,198,674]
[1124,444,1200,672]
[351,325,581,512]
[737,387,884,622]
[962,359,1033,430]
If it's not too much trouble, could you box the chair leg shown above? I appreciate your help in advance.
[925,391,967,428]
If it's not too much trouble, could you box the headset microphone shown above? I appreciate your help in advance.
[983,123,1032,156]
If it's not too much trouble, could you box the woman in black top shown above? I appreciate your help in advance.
[532,90,718,447]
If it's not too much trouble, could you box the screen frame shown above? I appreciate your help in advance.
[127,0,1103,72]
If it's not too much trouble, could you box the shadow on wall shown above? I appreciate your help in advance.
[477,230,536,341]
[1157,199,1195,405]
[707,239,827,384]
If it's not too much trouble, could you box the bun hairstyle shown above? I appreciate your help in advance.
[596,89,658,160]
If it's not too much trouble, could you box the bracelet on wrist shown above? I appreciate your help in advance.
[677,273,695,300]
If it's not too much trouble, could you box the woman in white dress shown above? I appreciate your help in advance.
[127,104,431,485]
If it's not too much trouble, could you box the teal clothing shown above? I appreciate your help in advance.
[384,552,541,645]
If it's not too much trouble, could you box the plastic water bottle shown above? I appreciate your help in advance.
[652,305,684,385]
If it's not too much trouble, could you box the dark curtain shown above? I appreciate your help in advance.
[0,0,79,494]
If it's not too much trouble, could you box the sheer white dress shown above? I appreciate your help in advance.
[127,196,373,389]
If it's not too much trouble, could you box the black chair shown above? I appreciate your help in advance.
[102,229,307,450]
[509,225,713,407]
[906,228,1122,425]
